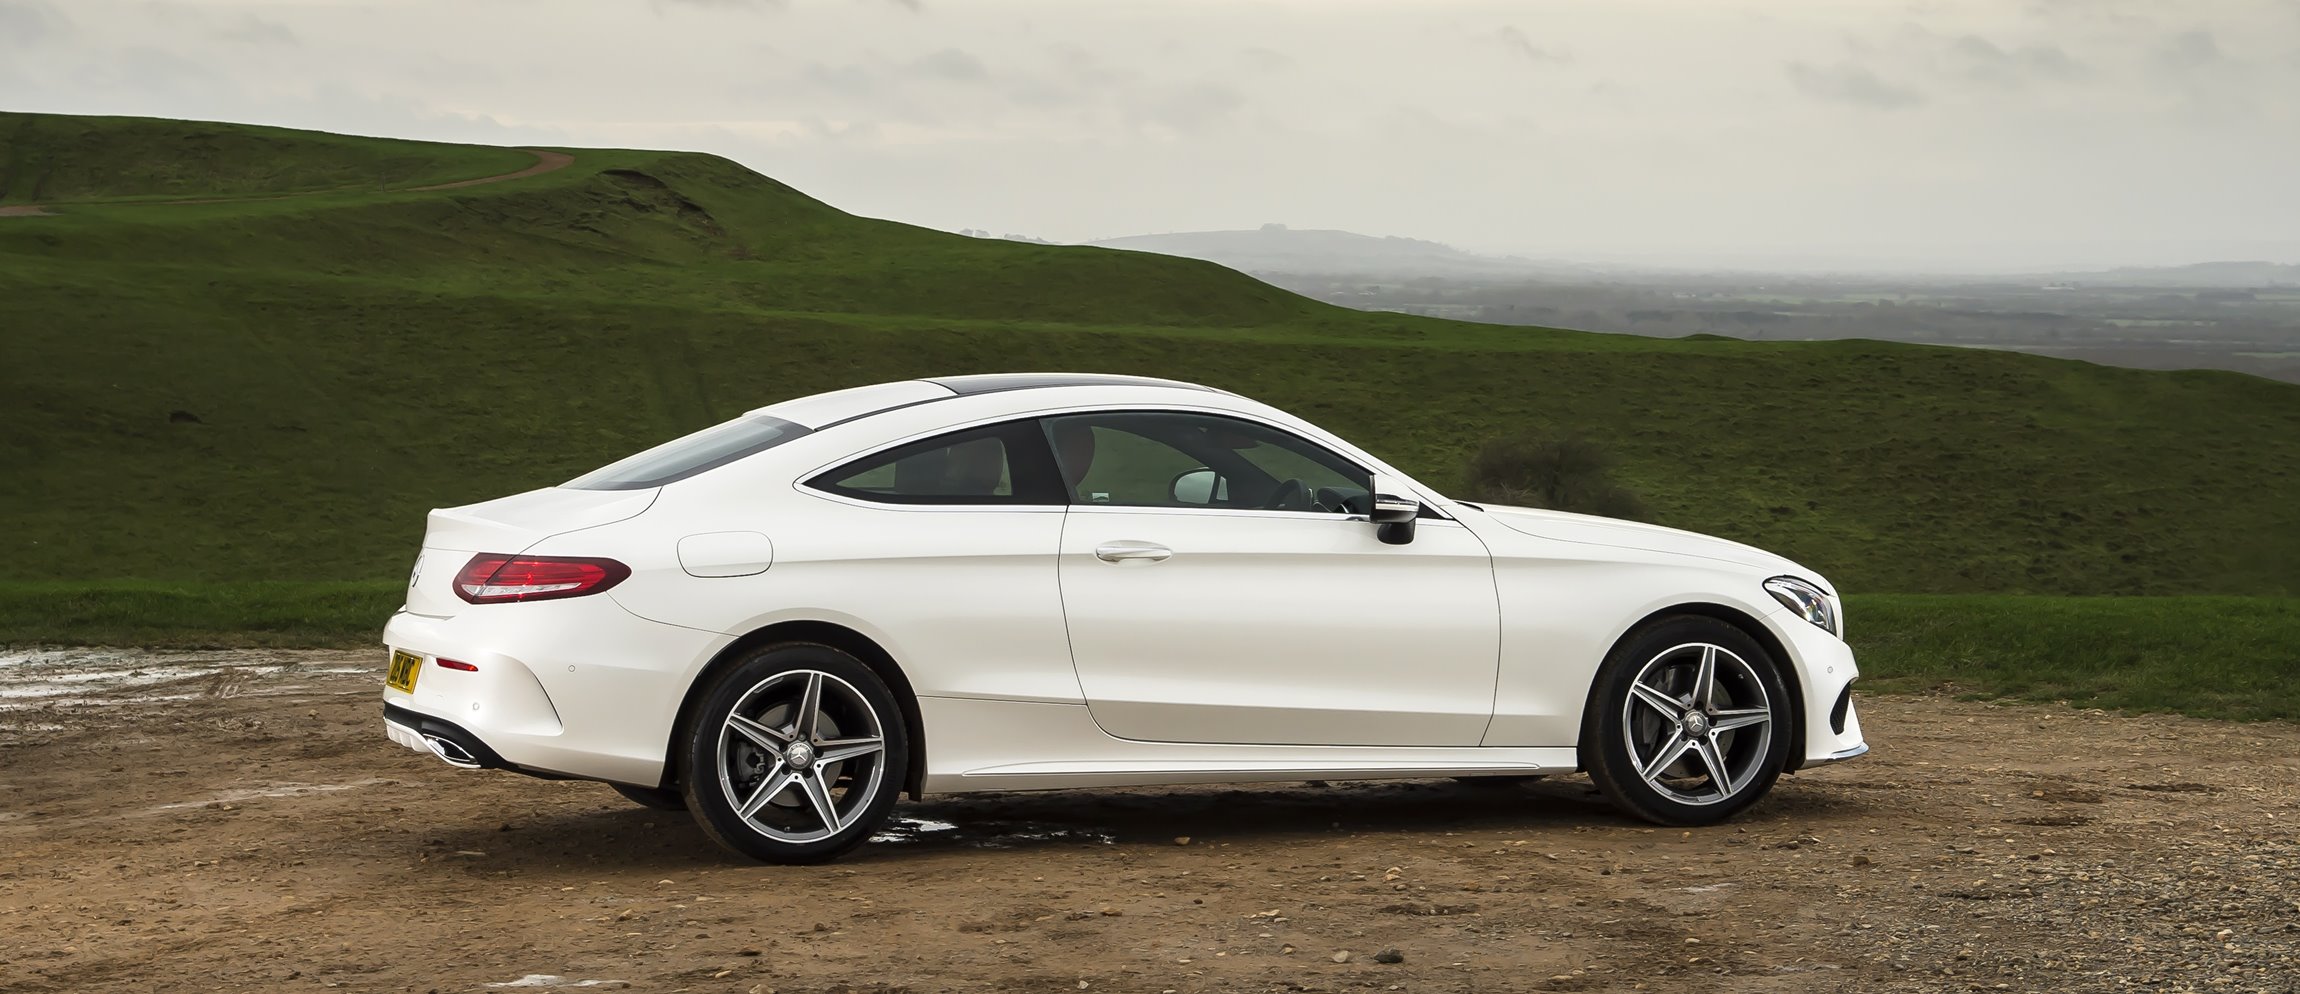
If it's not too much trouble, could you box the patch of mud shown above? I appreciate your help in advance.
[0,647,374,710]
[154,779,390,811]
[871,814,1113,848]
[484,977,629,990]
[0,204,54,217]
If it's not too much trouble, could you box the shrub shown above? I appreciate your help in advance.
[1463,431,1650,521]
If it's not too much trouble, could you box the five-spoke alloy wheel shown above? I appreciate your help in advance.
[682,643,908,863]
[1585,617,1791,825]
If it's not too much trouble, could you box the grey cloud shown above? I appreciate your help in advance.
[1496,26,1568,65]
[0,0,67,47]
[1129,80,1245,134]
[2157,30,2224,71]
[1786,61,1925,108]
[652,0,913,8]
[1948,34,2083,85]
[910,48,987,82]
[782,50,987,103]
[800,61,882,98]
[278,83,549,144]
[215,13,296,46]
[652,0,786,10]
[87,45,231,95]
[1240,46,1293,73]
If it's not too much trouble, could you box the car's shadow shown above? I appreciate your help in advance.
[413,775,1874,870]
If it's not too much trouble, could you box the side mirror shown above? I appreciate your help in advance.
[1369,474,1419,545]
[1170,468,1225,505]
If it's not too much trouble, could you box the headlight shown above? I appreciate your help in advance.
[1764,576,1840,636]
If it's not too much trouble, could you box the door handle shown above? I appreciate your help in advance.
[1094,542,1173,564]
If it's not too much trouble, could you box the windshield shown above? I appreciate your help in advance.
[563,415,810,491]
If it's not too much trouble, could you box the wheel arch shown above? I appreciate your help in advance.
[667,620,929,799]
[1578,602,1807,773]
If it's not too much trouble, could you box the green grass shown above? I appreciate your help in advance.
[1847,594,2300,723]
[0,580,400,648]
[1,112,2298,598]
[1,111,538,202]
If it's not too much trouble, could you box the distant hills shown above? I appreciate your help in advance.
[2046,261,2300,288]
[1089,224,1588,278]
[1088,225,2300,288]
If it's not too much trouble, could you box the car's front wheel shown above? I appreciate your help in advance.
[681,643,908,864]
[1584,616,1791,826]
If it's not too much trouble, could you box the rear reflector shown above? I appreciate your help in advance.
[453,554,631,604]
[436,658,479,672]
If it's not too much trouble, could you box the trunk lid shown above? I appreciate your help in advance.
[402,487,658,617]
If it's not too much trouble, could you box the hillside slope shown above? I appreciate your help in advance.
[3,113,2297,595]
[0,111,539,203]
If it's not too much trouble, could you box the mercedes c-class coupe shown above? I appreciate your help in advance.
[382,373,1866,863]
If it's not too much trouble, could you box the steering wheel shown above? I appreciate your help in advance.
[1261,478,1307,511]
[1311,486,1356,514]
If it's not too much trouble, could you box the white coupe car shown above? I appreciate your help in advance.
[382,373,1866,863]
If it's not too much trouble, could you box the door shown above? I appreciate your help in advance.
[793,419,1079,704]
[1045,411,1500,747]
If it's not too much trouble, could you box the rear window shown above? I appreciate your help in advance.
[564,415,810,491]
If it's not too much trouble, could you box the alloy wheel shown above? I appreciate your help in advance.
[713,669,890,844]
[1619,642,1775,806]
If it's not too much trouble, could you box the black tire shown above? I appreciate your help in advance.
[680,643,909,864]
[1584,616,1791,826]
[610,782,687,811]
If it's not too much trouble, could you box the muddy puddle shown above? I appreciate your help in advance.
[0,647,375,710]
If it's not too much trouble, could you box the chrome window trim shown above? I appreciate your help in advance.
[793,402,1457,521]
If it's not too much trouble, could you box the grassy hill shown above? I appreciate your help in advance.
[4,111,2298,601]
[0,112,540,202]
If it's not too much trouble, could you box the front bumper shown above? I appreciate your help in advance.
[1766,607,1867,771]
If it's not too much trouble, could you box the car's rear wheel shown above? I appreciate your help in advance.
[1585,617,1791,826]
[681,643,908,864]
[609,783,686,811]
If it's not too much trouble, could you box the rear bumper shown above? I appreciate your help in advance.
[380,598,732,786]
[385,703,509,769]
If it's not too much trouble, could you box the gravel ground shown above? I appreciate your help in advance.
[2,648,2297,993]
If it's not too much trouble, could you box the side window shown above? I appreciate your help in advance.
[1040,412,1371,514]
[809,422,1060,505]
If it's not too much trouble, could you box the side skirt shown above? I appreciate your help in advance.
[917,696,1576,795]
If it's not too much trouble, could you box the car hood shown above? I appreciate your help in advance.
[1469,503,1815,582]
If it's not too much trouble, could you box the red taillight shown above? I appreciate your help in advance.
[436,658,479,671]
[452,554,631,604]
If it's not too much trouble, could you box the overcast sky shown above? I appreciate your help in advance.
[4,0,2296,270]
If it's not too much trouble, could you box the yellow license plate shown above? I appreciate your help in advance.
[386,649,422,693]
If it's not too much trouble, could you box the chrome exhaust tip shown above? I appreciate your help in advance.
[422,733,484,769]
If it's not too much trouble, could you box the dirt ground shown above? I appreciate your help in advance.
[3,649,2297,994]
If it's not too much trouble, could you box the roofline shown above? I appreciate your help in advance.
[920,372,1229,397]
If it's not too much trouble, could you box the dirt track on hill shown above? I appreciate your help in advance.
[4,649,2298,993]
[404,150,575,191]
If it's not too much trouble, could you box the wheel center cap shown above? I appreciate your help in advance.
[1682,712,1711,736]
[785,742,817,769]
